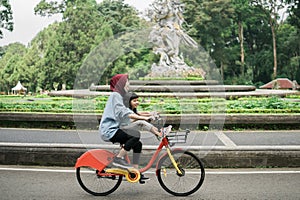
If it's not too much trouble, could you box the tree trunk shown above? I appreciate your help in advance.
[271,17,277,80]
[238,20,245,76]
[220,61,224,81]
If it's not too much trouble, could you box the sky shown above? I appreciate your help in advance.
[0,0,152,46]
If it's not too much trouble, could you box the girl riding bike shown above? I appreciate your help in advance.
[99,74,153,179]
[77,74,205,196]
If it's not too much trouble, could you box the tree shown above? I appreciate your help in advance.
[32,0,144,90]
[231,0,253,77]
[0,0,13,38]
[0,43,27,92]
[252,0,286,80]
[244,4,273,84]
[97,0,142,33]
[285,0,300,81]
[285,0,300,30]
[34,0,67,16]
[1,0,297,91]
[197,0,235,80]
[277,23,299,80]
[25,22,61,92]
[39,0,104,90]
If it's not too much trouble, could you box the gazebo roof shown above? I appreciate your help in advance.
[259,78,299,89]
[12,81,27,91]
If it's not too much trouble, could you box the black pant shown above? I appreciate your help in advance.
[110,129,142,164]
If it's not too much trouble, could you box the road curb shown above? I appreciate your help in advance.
[1,143,299,168]
[1,112,300,125]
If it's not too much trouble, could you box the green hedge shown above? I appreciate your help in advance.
[0,95,299,114]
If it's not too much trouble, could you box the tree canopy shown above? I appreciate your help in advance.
[0,0,13,39]
[0,0,299,93]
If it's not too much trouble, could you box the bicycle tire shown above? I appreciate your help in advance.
[157,150,205,196]
[76,166,122,196]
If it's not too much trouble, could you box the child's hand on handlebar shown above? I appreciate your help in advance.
[147,116,156,122]
[156,125,172,141]
[150,111,160,120]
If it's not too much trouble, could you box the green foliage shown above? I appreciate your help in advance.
[0,43,27,92]
[34,0,65,17]
[1,0,146,92]
[2,95,300,114]
[228,96,300,111]
[285,94,300,99]
[0,0,299,94]
[0,0,13,38]
[97,0,141,33]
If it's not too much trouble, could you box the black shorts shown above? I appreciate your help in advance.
[110,129,142,153]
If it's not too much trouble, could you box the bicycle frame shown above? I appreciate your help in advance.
[140,136,183,175]
[75,134,184,177]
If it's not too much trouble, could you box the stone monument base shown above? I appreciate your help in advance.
[148,63,206,78]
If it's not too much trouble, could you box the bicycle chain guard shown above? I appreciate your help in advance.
[105,168,141,183]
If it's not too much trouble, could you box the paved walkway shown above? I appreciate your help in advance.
[1,128,299,168]
[1,128,300,150]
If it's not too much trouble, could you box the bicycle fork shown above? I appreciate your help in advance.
[166,147,183,176]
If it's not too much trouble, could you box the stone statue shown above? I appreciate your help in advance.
[148,0,204,77]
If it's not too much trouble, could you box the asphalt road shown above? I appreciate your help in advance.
[1,165,300,200]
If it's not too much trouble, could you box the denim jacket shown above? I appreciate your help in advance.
[99,92,133,141]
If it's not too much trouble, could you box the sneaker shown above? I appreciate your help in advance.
[161,125,172,136]
[139,173,150,184]
[112,157,133,169]
[140,173,150,180]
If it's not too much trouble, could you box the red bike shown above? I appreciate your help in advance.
[75,124,205,196]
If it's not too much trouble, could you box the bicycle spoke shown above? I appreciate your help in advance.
[157,150,205,196]
[76,166,122,196]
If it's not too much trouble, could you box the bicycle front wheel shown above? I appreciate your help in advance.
[157,150,205,196]
[76,166,122,196]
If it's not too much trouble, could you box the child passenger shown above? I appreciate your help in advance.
[121,92,162,138]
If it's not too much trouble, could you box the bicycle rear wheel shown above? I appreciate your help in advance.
[157,150,205,196]
[76,166,122,196]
